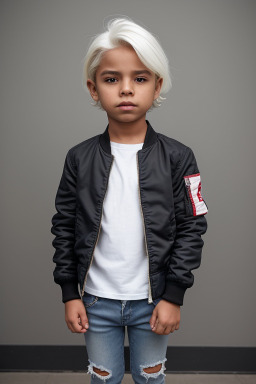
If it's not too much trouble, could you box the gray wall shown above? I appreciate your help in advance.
[1,0,255,347]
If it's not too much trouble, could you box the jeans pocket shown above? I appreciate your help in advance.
[82,291,99,308]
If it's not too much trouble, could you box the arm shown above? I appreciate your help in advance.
[51,149,81,303]
[150,146,208,334]
[162,146,208,306]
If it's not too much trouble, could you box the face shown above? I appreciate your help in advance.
[87,44,163,125]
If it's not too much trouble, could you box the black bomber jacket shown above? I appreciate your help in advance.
[51,120,208,306]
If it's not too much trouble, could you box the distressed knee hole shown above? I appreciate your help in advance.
[140,358,167,382]
[143,363,162,373]
[93,367,109,376]
[87,360,112,381]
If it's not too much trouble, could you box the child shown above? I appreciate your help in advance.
[51,17,208,384]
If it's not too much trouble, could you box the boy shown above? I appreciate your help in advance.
[51,17,208,383]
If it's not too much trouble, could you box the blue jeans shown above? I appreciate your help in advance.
[82,292,169,384]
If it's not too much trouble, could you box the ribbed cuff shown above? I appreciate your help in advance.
[161,282,187,306]
[60,281,81,303]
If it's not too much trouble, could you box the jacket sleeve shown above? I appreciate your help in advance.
[51,149,81,303]
[162,146,208,306]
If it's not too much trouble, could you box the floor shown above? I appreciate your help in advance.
[0,373,255,384]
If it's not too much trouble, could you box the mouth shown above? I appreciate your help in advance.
[117,102,137,110]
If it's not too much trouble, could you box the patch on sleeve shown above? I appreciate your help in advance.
[184,173,208,216]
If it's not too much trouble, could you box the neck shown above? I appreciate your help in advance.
[107,117,147,144]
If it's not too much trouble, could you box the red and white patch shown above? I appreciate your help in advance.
[184,173,208,216]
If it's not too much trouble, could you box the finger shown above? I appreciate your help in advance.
[70,318,84,333]
[69,320,78,333]
[66,323,73,333]
[150,310,157,330]
[77,318,88,333]
[170,323,179,333]
[80,310,89,330]
[151,317,160,332]
[153,320,166,335]
[65,317,75,333]
[67,321,75,333]
[164,326,173,335]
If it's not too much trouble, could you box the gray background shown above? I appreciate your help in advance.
[1,0,255,347]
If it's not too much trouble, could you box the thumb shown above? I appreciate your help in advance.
[80,308,89,329]
[149,308,157,330]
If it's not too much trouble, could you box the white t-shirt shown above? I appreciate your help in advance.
[84,140,149,300]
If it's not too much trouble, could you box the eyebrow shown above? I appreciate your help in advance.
[99,70,153,77]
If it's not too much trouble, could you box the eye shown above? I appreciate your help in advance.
[104,77,117,83]
[136,77,147,83]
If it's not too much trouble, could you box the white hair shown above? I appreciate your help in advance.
[82,17,172,109]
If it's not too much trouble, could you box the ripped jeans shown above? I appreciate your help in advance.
[82,292,169,384]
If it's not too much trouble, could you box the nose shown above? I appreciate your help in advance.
[120,79,134,96]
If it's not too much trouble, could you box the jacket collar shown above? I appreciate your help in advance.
[99,120,158,155]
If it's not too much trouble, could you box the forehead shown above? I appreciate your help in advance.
[96,45,154,76]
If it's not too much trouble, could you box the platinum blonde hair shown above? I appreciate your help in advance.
[82,17,172,109]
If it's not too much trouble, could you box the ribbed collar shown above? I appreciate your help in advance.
[99,120,158,155]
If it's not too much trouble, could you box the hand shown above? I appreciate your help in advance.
[65,299,89,333]
[149,299,180,335]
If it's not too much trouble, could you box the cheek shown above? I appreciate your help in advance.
[138,90,156,106]
[98,88,114,102]
[138,84,156,98]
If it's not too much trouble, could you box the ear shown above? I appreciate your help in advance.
[154,77,163,100]
[87,79,99,101]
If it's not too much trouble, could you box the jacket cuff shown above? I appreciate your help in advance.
[60,281,81,303]
[161,282,187,306]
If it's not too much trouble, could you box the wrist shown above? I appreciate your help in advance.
[162,299,180,308]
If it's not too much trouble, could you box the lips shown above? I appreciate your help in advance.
[117,101,136,106]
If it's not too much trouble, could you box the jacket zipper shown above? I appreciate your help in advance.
[81,155,115,297]
[136,152,153,304]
